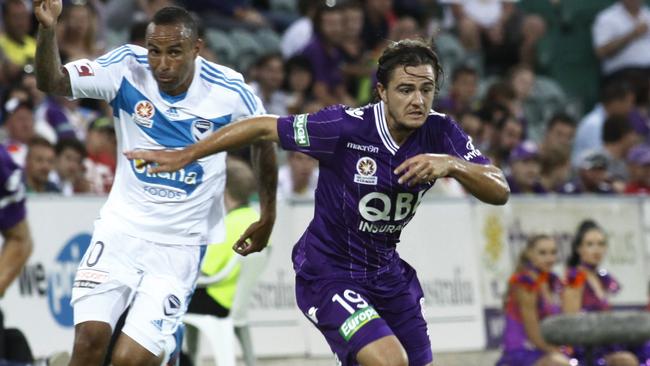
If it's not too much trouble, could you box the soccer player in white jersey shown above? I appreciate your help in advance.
[33,2,277,365]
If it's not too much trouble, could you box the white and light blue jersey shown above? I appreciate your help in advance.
[64,44,265,245]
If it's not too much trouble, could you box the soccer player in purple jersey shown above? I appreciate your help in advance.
[127,39,510,366]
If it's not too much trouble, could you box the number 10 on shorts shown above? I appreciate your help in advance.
[333,290,380,341]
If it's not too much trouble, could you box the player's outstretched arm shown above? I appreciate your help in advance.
[395,154,509,205]
[34,0,72,96]
[125,115,280,174]
[234,140,277,255]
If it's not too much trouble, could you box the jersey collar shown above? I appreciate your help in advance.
[373,101,399,155]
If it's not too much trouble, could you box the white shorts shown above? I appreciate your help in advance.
[71,221,206,357]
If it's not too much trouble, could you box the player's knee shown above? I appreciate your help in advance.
[72,322,111,357]
[357,337,409,366]
[112,347,161,366]
[605,352,638,366]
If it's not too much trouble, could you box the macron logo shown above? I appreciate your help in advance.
[347,142,379,154]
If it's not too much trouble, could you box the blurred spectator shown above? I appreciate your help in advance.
[484,81,520,125]
[277,151,318,200]
[441,0,545,74]
[0,0,35,83]
[249,53,289,115]
[496,234,569,366]
[340,0,374,102]
[24,137,59,194]
[476,103,510,151]
[16,71,67,145]
[539,113,577,159]
[56,1,103,61]
[573,81,636,164]
[506,141,546,194]
[128,21,148,47]
[84,117,115,194]
[456,109,482,143]
[180,0,269,30]
[362,0,396,51]
[283,55,315,114]
[563,220,639,366]
[562,151,614,194]
[105,0,176,33]
[436,64,478,119]
[50,138,89,196]
[486,114,523,169]
[624,144,650,194]
[507,64,534,131]
[593,0,650,78]
[2,96,35,167]
[540,149,572,193]
[600,115,640,186]
[300,3,354,106]
[281,0,318,58]
[41,95,100,142]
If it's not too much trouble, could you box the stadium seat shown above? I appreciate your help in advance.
[229,30,264,71]
[205,29,238,67]
[183,313,236,366]
[254,29,282,54]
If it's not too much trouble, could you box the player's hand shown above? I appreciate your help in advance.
[34,0,63,29]
[124,149,192,173]
[233,217,274,256]
[394,153,453,187]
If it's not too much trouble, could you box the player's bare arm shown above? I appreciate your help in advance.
[394,154,509,205]
[34,0,72,96]
[0,220,33,297]
[234,140,278,255]
[125,115,280,173]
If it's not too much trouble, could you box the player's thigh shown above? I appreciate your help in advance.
[378,267,432,366]
[356,335,408,366]
[112,332,163,366]
[121,244,204,361]
[295,276,395,366]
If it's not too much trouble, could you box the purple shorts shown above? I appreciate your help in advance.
[295,261,432,366]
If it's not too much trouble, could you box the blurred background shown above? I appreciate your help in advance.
[3,0,650,365]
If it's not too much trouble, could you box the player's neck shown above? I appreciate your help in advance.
[385,115,414,146]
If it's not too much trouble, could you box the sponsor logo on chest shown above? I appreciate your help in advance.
[354,157,378,185]
[346,142,379,154]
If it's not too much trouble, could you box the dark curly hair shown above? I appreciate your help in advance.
[376,39,444,95]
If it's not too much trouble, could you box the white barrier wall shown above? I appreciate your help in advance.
[2,196,649,357]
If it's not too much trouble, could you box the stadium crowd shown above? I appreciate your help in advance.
[1,0,650,198]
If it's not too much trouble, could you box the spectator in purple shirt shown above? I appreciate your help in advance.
[507,141,546,194]
[300,3,355,107]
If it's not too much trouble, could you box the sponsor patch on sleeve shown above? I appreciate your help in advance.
[339,306,380,341]
[74,63,95,77]
[293,114,310,147]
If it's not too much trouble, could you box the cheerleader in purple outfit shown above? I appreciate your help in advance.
[562,220,638,366]
[497,235,573,366]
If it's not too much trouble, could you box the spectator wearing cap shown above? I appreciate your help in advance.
[300,3,355,107]
[1,95,35,167]
[573,81,636,164]
[25,137,59,194]
[0,0,35,83]
[561,150,615,194]
[506,141,546,194]
[50,138,89,196]
[625,144,650,194]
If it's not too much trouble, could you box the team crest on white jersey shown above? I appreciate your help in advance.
[354,157,378,185]
[191,120,213,141]
[133,100,155,128]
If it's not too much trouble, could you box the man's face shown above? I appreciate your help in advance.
[511,159,541,190]
[544,122,575,153]
[452,72,477,104]
[580,168,608,191]
[320,11,345,45]
[378,64,436,130]
[498,119,523,152]
[56,147,83,181]
[3,1,31,41]
[146,23,201,95]
[27,145,55,184]
[259,57,285,92]
[6,107,34,144]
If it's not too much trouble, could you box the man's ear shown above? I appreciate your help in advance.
[377,83,387,103]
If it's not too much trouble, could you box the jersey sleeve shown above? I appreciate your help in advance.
[434,114,490,165]
[63,46,131,102]
[0,148,26,232]
[276,105,345,161]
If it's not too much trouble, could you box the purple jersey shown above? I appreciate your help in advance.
[0,145,26,231]
[277,102,489,281]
